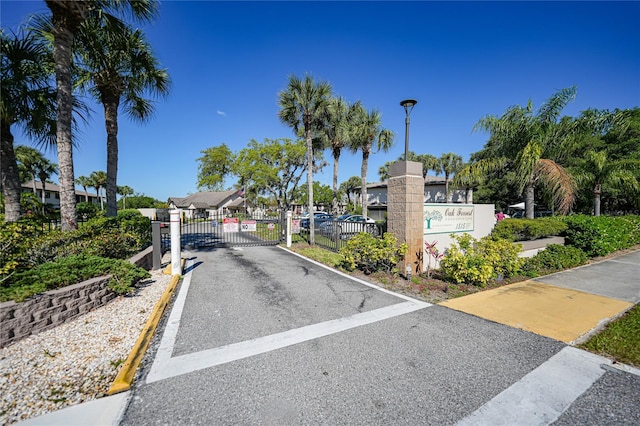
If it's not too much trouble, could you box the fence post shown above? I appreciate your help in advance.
[286,211,292,247]
[151,220,161,270]
[170,210,182,276]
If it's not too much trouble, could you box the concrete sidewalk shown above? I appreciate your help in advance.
[440,249,640,344]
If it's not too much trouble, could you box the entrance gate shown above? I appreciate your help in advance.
[179,213,284,249]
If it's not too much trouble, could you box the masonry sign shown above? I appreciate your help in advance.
[424,204,474,235]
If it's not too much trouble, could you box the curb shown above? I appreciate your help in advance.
[107,273,181,395]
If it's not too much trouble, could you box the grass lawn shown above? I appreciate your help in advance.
[578,304,640,368]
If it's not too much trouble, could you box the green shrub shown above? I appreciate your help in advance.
[562,215,640,257]
[117,209,143,219]
[77,202,100,220]
[0,255,150,302]
[0,220,44,278]
[522,244,588,277]
[338,232,407,274]
[439,234,523,286]
[492,218,567,242]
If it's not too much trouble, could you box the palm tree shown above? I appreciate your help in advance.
[321,97,361,215]
[339,176,362,208]
[75,175,91,202]
[278,74,332,244]
[378,151,440,181]
[464,87,579,218]
[15,146,44,193]
[75,19,169,217]
[349,104,394,218]
[117,185,134,209]
[1,30,56,222]
[572,150,640,216]
[35,157,58,214]
[90,170,107,210]
[44,0,157,230]
[438,152,464,202]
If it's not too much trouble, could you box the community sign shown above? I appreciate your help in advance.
[424,204,474,235]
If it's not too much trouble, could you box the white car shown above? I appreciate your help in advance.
[323,214,379,238]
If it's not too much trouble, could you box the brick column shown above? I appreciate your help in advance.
[388,161,424,275]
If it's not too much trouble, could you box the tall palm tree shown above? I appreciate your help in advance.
[1,30,56,222]
[278,74,332,244]
[35,157,58,214]
[90,170,107,210]
[572,150,640,216]
[349,104,394,218]
[75,19,169,217]
[464,87,579,218]
[321,97,361,215]
[117,185,134,209]
[44,0,157,230]
[75,175,91,202]
[438,152,464,202]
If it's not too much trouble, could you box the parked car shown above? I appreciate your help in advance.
[321,214,379,238]
[300,212,333,229]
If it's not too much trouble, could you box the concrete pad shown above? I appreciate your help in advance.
[439,281,633,344]
[532,251,640,303]
[16,391,130,426]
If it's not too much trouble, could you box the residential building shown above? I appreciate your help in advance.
[363,177,471,221]
[17,180,99,209]
[167,190,248,219]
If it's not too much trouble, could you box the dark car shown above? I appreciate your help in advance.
[300,212,333,229]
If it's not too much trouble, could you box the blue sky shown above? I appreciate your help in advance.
[2,1,639,202]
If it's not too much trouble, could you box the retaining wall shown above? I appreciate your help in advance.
[0,246,154,348]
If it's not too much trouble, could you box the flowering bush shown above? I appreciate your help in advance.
[439,234,523,286]
[338,232,407,274]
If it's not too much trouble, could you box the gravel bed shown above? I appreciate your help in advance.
[0,267,173,425]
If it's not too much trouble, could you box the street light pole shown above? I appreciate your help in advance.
[400,99,417,162]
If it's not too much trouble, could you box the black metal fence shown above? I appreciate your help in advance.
[297,219,385,252]
[161,214,284,250]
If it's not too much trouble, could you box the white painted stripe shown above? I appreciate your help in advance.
[278,245,427,304]
[147,300,429,383]
[146,259,194,379]
[457,346,609,426]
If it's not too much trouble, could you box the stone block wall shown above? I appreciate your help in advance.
[0,246,154,348]
[0,276,114,348]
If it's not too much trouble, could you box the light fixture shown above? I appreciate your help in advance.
[400,99,418,162]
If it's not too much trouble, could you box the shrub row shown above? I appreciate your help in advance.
[521,244,588,278]
[0,254,150,302]
[0,211,151,282]
[491,218,567,242]
[561,215,640,257]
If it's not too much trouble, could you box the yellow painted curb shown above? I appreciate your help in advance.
[439,280,633,343]
[163,258,186,275]
[107,273,181,395]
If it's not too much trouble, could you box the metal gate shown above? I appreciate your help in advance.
[179,213,284,249]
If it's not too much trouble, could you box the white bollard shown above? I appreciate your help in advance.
[170,210,182,276]
[286,211,292,247]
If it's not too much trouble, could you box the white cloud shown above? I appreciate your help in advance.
[216,110,227,117]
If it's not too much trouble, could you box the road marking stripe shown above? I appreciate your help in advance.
[147,258,431,384]
[456,346,611,426]
[278,245,427,304]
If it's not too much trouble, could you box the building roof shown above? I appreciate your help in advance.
[21,180,95,198]
[168,190,241,209]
